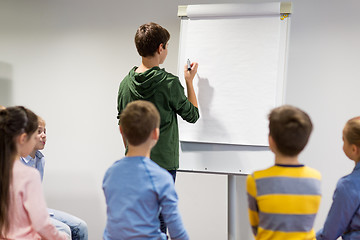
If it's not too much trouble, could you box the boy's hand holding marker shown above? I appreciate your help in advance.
[184,59,198,85]
[183,60,199,108]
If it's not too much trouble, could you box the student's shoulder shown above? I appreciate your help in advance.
[158,68,180,83]
[250,165,278,179]
[14,159,37,174]
[103,159,134,187]
[301,165,322,179]
[162,69,178,78]
[120,68,136,82]
[119,67,137,84]
[333,174,360,198]
[144,157,167,172]
[105,158,126,174]
[250,165,321,180]
[144,158,173,181]
[13,160,41,183]
[336,171,360,190]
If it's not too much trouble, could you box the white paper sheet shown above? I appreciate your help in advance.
[178,13,285,146]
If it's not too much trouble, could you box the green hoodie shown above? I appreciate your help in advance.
[117,66,199,170]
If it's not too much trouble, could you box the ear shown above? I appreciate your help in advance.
[352,144,360,155]
[152,128,160,141]
[119,125,128,148]
[268,135,276,153]
[17,133,28,145]
[157,44,164,54]
[119,125,126,139]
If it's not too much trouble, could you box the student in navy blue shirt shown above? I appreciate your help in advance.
[317,116,360,240]
[103,100,189,240]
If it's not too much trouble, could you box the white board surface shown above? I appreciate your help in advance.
[177,3,289,147]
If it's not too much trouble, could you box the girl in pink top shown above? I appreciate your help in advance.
[0,106,69,240]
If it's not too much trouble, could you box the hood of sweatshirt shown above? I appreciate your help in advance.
[127,66,168,99]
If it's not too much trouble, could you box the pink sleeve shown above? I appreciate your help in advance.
[23,171,69,240]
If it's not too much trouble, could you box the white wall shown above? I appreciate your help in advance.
[1,0,360,239]
[283,0,360,234]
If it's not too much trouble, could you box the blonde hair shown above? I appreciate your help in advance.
[37,116,46,126]
[344,117,360,147]
[0,106,5,110]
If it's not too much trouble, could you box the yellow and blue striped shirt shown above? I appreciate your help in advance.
[247,164,321,240]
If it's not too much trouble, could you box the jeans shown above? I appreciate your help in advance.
[159,170,177,235]
[49,208,88,240]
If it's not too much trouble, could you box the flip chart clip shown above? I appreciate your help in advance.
[280,13,289,20]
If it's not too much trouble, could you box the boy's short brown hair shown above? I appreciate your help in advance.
[135,22,170,57]
[269,105,313,156]
[120,100,160,146]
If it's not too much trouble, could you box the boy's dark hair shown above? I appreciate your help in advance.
[120,100,160,146]
[135,22,170,57]
[269,105,313,156]
[344,117,360,147]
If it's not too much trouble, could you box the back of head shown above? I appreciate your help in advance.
[269,105,313,156]
[0,106,38,145]
[0,106,38,236]
[120,100,160,146]
[135,22,170,57]
[344,116,360,147]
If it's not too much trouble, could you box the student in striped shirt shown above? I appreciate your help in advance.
[247,105,321,240]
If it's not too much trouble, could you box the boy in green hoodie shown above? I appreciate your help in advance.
[117,22,200,234]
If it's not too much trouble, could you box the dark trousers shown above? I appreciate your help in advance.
[159,170,177,235]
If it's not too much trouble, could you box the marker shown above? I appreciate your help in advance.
[187,59,191,71]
